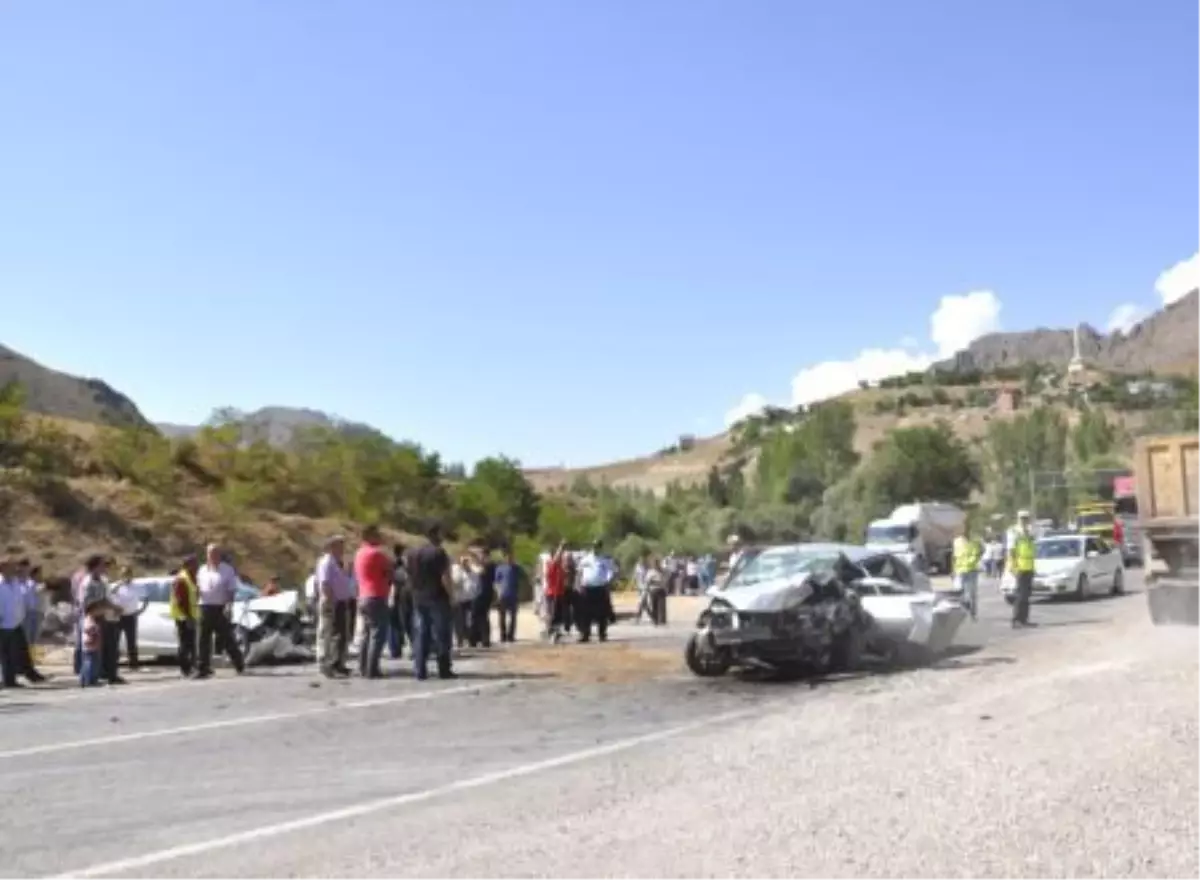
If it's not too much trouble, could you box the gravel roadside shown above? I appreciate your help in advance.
[111,585,1199,879]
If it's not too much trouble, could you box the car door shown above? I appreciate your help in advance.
[136,579,176,651]
[1083,538,1107,593]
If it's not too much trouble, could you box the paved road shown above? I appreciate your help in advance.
[3,571,1195,878]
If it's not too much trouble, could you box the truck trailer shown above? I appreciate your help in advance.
[1134,433,1198,626]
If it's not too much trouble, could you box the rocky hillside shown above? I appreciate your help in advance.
[936,290,1198,375]
[0,344,148,427]
[157,406,379,448]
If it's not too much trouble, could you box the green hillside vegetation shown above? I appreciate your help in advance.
[0,368,1196,583]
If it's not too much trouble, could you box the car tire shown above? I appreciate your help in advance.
[684,633,731,678]
[235,625,252,660]
[1111,569,1124,596]
[830,625,866,673]
[1075,574,1088,601]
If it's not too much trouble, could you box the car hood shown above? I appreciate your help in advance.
[713,574,818,613]
[1034,559,1078,577]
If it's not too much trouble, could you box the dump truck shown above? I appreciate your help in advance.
[1135,432,1199,626]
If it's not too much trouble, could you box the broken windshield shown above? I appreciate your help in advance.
[722,547,839,590]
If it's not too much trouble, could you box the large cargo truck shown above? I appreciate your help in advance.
[864,502,966,574]
[1134,433,1199,626]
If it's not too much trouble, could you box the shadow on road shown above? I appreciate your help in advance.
[703,642,1019,689]
[0,701,39,713]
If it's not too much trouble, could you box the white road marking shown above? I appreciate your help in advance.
[2,674,255,705]
[0,682,511,760]
[55,707,756,879]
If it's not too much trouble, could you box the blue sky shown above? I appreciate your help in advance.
[1,1,1196,468]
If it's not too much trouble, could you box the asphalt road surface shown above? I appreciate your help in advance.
[3,571,1196,878]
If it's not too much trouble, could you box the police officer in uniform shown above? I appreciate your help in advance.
[1008,510,1038,629]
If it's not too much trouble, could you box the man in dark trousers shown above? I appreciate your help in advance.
[493,547,524,643]
[388,542,410,659]
[577,540,616,643]
[195,543,245,679]
[408,523,456,680]
[469,544,495,648]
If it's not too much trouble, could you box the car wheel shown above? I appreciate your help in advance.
[830,626,866,673]
[1111,569,1124,596]
[1075,574,1088,601]
[684,633,731,678]
[235,625,252,659]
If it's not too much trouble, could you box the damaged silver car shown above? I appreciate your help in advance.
[686,543,968,677]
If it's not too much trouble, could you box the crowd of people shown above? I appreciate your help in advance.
[0,528,751,691]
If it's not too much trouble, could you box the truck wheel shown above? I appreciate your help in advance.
[685,633,731,678]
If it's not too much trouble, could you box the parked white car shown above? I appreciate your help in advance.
[128,576,262,657]
[1000,534,1126,603]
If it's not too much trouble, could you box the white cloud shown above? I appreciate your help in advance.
[929,290,1003,358]
[899,335,919,349]
[1105,302,1147,334]
[724,392,769,427]
[723,290,1004,417]
[786,290,1002,408]
[789,348,935,407]
[1154,252,1199,305]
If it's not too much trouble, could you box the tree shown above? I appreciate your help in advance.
[1070,409,1121,464]
[860,422,979,508]
[755,401,859,506]
[0,381,27,467]
[980,407,1069,520]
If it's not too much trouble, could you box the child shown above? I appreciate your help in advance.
[80,607,102,688]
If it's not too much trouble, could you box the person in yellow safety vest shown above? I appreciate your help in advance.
[1008,510,1038,629]
[952,528,983,621]
[170,554,201,677]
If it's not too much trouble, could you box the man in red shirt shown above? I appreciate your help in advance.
[353,525,392,679]
[543,542,568,643]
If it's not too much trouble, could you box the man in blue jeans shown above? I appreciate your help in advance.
[408,524,456,681]
[494,548,524,643]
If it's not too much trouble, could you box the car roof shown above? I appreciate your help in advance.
[757,542,878,563]
[1038,534,1084,542]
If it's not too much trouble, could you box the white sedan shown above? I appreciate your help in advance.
[128,576,262,656]
[1000,534,1126,602]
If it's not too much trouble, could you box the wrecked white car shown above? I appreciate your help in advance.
[686,543,967,677]
[130,577,314,666]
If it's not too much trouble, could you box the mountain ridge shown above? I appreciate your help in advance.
[4,292,1195,462]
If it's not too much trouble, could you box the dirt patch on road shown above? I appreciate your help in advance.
[493,641,684,684]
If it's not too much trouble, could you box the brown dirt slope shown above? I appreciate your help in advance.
[1,345,149,428]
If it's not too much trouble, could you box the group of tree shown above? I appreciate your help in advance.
[2,371,1198,574]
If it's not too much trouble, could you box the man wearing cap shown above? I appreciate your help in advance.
[195,543,245,678]
[1008,511,1038,629]
[315,535,353,678]
[576,540,616,643]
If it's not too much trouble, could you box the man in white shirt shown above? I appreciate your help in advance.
[0,559,25,688]
[195,543,245,678]
[5,558,46,685]
[576,540,616,643]
[109,566,149,671]
[315,535,353,678]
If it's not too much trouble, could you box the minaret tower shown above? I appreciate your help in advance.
[1067,324,1085,374]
